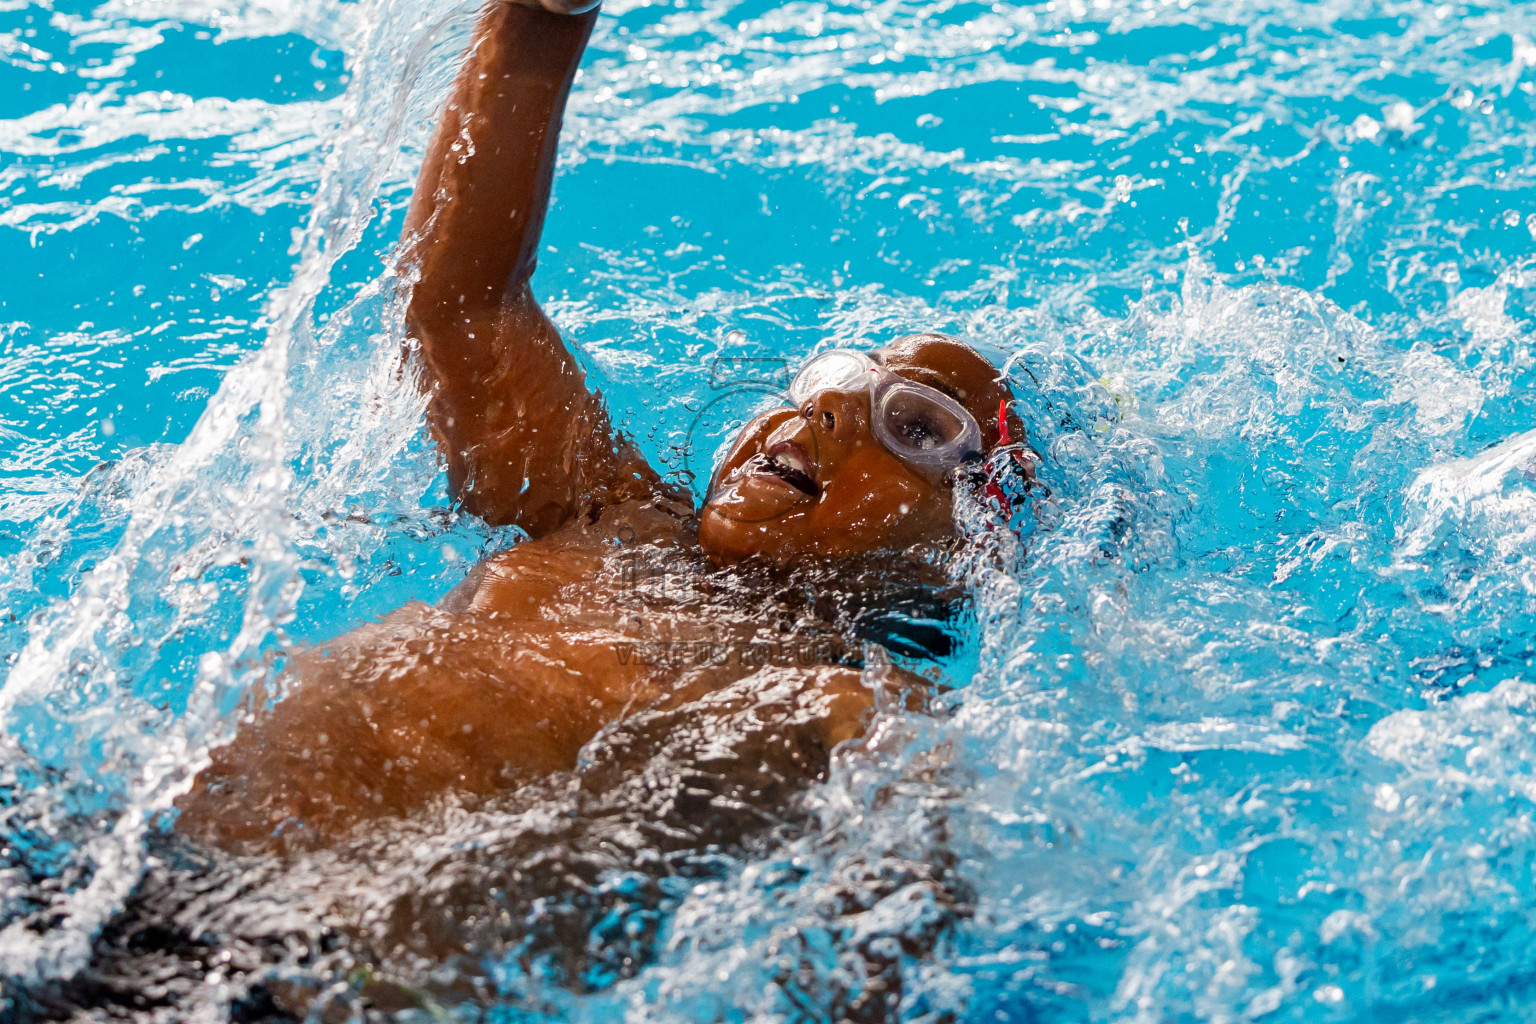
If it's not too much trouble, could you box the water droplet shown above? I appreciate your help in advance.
[1350,113,1381,142]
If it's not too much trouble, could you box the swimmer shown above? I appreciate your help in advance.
[175,0,1025,855]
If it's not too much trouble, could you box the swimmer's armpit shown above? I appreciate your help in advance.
[401,2,668,535]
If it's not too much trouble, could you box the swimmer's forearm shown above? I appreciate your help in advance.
[398,1,671,530]
[402,2,596,322]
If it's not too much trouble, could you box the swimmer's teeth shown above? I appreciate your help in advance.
[758,450,817,494]
[780,451,810,478]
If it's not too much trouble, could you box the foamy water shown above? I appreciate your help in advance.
[5,0,1536,1018]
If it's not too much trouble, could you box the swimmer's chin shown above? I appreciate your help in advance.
[697,476,813,567]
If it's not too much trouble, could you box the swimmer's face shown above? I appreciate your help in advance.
[698,334,1015,566]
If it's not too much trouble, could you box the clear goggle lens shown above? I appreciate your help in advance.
[878,384,971,452]
[787,350,872,404]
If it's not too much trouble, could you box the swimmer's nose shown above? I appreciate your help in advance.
[800,388,867,444]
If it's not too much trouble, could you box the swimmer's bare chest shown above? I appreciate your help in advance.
[441,498,811,683]
[176,500,866,854]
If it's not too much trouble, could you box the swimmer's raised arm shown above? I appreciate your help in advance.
[401,0,665,535]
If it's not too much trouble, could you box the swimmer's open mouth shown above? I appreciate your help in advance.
[747,443,819,497]
[766,454,818,495]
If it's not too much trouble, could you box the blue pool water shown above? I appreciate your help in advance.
[7,0,1536,1018]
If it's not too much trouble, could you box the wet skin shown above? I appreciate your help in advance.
[174,0,1021,855]
[700,333,1015,564]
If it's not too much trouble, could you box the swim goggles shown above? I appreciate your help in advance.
[787,349,985,475]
